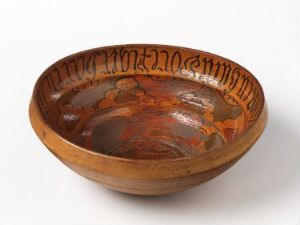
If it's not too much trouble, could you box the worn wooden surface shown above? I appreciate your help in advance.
[29,44,267,195]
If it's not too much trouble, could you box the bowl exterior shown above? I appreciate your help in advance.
[61,153,242,195]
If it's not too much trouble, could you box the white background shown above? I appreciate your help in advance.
[1,0,299,224]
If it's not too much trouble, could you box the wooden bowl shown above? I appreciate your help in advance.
[29,44,267,195]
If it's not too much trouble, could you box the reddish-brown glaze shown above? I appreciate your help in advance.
[29,44,267,195]
[57,75,246,159]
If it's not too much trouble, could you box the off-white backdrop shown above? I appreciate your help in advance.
[1,0,299,224]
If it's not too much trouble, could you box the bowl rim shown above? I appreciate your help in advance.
[29,44,267,177]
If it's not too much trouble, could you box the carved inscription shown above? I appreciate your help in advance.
[36,46,263,122]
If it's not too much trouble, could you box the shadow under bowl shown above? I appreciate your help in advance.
[29,44,267,195]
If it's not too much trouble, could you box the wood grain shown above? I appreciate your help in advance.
[29,44,267,195]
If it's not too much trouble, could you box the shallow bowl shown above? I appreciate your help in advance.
[29,44,267,195]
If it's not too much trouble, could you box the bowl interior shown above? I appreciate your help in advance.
[33,45,264,160]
